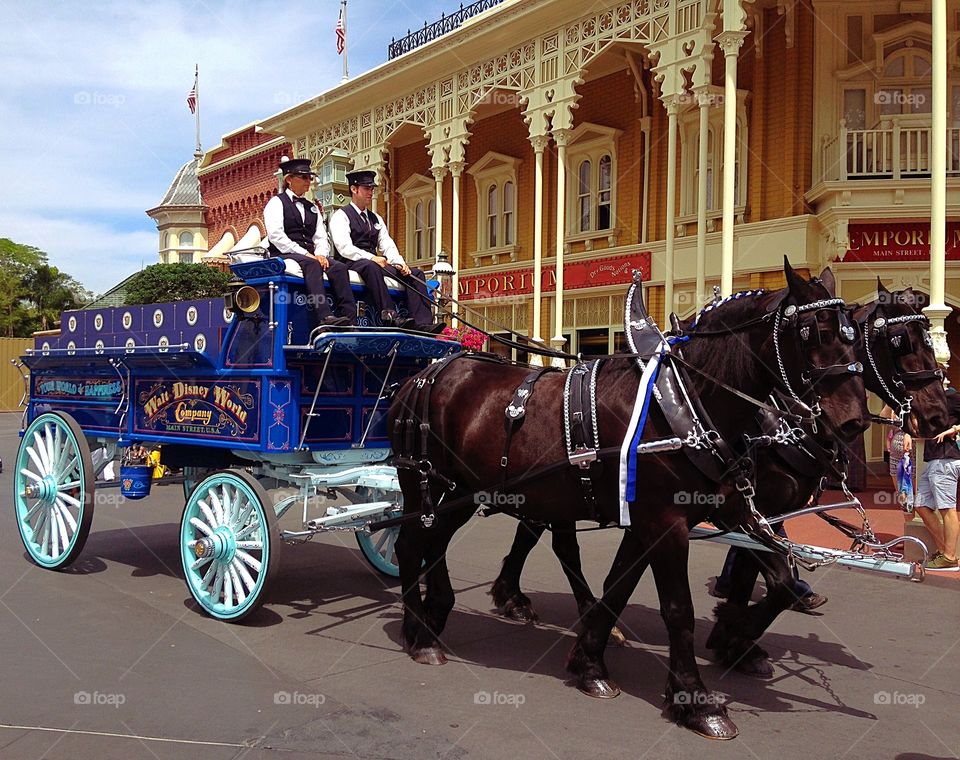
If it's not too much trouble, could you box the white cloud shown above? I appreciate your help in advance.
[0,212,156,295]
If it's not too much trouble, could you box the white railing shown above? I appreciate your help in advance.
[821,121,960,181]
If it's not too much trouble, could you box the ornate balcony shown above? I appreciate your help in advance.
[821,120,960,181]
[388,0,508,60]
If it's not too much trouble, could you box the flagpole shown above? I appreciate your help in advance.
[193,64,201,159]
[341,0,349,82]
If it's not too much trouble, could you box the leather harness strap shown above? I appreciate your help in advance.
[501,366,560,479]
[565,360,605,520]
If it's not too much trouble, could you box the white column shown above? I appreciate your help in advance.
[530,134,550,366]
[431,166,447,262]
[449,162,464,323]
[925,0,950,363]
[716,31,746,297]
[664,100,679,327]
[640,116,652,244]
[696,91,710,307]
[551,128,571,367]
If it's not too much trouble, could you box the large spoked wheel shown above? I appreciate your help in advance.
[180,470,280,621]
[354,487,402,578]
[182,467,212,501]
[14,412,95,569]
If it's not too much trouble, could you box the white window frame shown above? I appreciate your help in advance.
[468,151,521,264]
[678,87,749,224]
[564,123,621,247]
[396,173,436,264]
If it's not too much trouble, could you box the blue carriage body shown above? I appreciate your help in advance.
[20,257,458,455]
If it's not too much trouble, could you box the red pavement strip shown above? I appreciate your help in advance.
[781,488,960,585]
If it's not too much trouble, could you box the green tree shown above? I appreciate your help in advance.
[0,238,92,336]
[125,263,231,305]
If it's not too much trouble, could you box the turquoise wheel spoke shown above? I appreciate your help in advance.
[180,470,278,622]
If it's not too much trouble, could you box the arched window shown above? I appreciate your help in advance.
[597,155,612,231]
[578,160,592,232]
[487,185,498,248]
[414,201,424,259]
[427,199,437,257]
[179,231,194,247]
[502,182,514,246]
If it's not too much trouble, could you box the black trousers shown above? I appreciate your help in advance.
[343,259,434,325]
[279,253,356,324]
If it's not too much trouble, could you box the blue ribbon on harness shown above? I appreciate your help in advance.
[624,345,668,504]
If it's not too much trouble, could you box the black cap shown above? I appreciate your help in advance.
[346,170,377,187]
[279,158,316,176]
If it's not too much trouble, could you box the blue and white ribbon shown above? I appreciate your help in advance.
[618,339,670,525]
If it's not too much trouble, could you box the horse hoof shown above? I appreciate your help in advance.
[411,648,447,666]
[503,599,538,624]
[505,605,538,624]
[683,713,739,740]
[577,678,621,699]
[608,625,627,647]
[735,655,774,679]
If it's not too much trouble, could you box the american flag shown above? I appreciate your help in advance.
[335,9,345,55]
[186,81,197,114]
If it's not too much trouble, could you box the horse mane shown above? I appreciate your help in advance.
[681,289,775,396]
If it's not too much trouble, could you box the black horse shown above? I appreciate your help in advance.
[387,261,868,739]
[705,281,948,675]
[489,277,947,677]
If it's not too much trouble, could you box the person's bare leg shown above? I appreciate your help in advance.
[915,506,945,555]
[941,507,959,561]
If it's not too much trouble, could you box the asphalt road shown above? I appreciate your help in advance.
[0,412,958,760]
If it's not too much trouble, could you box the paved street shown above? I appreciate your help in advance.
[0,412,958,760]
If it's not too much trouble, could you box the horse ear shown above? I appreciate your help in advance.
[784,256,808,297]
[900,287,918,307]
[818,267,837,297]
[877,278,891,298]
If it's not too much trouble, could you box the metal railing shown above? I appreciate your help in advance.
[821,121,960,181]
[388,0,507,60]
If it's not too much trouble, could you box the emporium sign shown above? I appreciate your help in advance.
[844,222,960,262]
[457,251,652,301]
[133,379,259,441]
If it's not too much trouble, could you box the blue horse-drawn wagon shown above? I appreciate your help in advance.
[12,252,458,620]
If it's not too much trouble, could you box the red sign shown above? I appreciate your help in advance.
[458,251,651,301]
[845,222,960,262]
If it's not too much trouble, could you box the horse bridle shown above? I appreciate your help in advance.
[772,297,863,425]
[862,307,942,425]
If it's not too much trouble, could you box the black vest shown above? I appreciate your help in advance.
[338,205,379,259]
[267,192,318,255]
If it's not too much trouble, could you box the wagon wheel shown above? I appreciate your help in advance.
[180,470,280,621]
[354,487,403,578]
[14,411,95,569]
[182,467,213,500]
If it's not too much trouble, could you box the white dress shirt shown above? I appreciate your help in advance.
[263,188,331,258]
[329,202,404,267]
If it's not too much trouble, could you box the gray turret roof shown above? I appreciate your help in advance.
[154,158,203,208]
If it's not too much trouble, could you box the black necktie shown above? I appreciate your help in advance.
[364,210,373,229]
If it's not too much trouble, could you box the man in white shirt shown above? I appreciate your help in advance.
[329,170,444,334]
[264,158,354,328]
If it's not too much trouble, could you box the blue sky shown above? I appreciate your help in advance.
[0,0,453,294]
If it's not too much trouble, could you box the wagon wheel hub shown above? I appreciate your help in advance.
[23,475,60,504]
[194,527,237,562]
